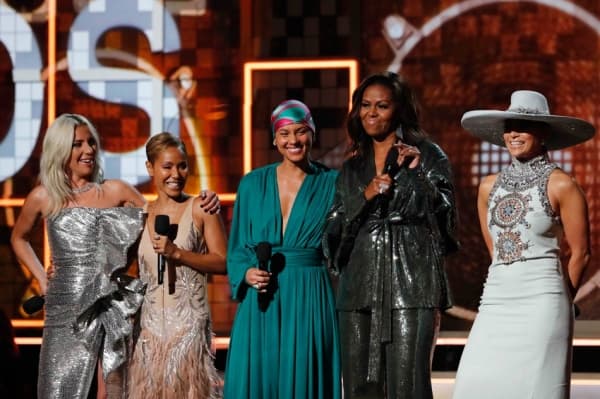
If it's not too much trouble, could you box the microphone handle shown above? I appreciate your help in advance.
[258,260,267,271]
[158,254,164,285]
[168,263,176,295]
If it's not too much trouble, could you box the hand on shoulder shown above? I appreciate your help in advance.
[192,193,220,220]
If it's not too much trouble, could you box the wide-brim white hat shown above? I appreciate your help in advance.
[461,90,595,150]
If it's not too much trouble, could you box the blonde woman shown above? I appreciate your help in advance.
[11,114,147,398]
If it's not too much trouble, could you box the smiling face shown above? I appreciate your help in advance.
[359,84,397,140]
[146,146,188,198]
[274,122,313,165]
[67,125,97,181]
[503,119,548,160]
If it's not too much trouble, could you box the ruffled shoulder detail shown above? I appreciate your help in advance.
[72,207,147,378]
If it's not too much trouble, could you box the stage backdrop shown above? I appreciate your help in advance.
[1,0,599,335]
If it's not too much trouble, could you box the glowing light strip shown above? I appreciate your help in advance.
[12,319,43,328]
[15,337,42,345]
[143,193,236,204]
[0,199,24,206]
[207,336,600,348]
[243,59,359,174]
[430,375,600,386]
[11,326,600,349]
[214,336,230,350]
[43,0,56,270]
[0,193,234,217]
[437,337,600,346]
[47,0,56,125]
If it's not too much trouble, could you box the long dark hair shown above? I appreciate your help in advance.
[347,72,425,157]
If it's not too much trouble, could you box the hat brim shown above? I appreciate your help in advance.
[461,110,595,150]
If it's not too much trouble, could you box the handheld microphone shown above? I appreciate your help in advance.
[376,147,400,213]
[383,146,400,175]
[155,214,170,285]
[22,295,45,315]
[255,242,272,271]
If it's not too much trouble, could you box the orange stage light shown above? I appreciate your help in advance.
[47,0,56,126]
[242,59,359,174]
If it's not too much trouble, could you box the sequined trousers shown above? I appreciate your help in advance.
[339,308,440,399]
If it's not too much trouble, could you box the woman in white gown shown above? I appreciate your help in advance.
[453,90,594,399]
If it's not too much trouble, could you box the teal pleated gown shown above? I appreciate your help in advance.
[224,162,341,399]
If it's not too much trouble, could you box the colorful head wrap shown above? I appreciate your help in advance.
[270,99,316,138]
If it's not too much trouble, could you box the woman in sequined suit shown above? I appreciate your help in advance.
[323,72,458,398]
[10,114,147,399]
[453,90,594,399]
[127,132,227,399]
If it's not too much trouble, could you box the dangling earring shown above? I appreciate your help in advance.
[272,139,276,146]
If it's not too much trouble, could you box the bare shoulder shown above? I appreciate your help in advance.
[20,185,49,218]
[26,185,49,206]
[479,174,498,193]
[191,195,208,219]
[548,169,583,196]
[191,195,219,222]
[549,168,577,187]
[28,184,49,202]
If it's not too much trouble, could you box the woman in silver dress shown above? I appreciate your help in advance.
[11,114,147,399]
[453,90,594,398]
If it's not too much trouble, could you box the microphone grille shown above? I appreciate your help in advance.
[22,295,45,315]
[255,241,272,262]
[155,214,170,235]
[385,147,399,170]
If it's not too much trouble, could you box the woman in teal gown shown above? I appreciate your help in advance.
[224,100,341,399]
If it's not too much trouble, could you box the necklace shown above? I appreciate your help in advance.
[71,182,96,194]
[498,154,556,192]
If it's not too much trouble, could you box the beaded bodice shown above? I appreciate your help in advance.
[487,154,562,265]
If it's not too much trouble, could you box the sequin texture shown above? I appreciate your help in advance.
[38,207,145,399]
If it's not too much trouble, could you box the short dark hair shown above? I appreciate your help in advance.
[145,132,188,164]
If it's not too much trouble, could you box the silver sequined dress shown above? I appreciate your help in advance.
[38,207,145,399]
[453,155,572,399]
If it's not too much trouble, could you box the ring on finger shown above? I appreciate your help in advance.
[253,283,260,289]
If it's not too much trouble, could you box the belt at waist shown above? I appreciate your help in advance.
[269,247,323,268]
[366,211,427,226]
